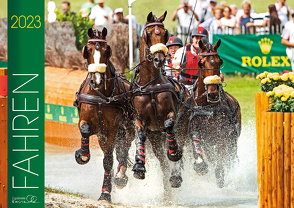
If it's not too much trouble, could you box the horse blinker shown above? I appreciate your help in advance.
[82,45,88,59]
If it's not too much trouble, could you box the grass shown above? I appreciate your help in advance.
[2,0,294,30]
[223,74,260,124]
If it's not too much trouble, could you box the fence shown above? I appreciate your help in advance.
[173,24,283,45]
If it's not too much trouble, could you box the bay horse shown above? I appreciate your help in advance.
[73,27,133,202]
[187,37,241,188]
[114,11,185,193]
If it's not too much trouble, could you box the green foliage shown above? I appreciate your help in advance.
[55,9,94,51]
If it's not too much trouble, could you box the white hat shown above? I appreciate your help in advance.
[96,0,105,3]
[114,8,123,14]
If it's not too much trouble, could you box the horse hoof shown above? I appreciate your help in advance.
[98,192,111,203]
[169,175,183,188]
[113,174,128,188]
[194,161,208,175]
[75,149,90,165]
[133,170,145,179]
[217,178,224,188]
[167,146,182,162]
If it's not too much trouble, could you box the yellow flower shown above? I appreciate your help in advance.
[267,73,274,79]
[274,89,283,97]
[266,91,273,97]
[257,73,266,80]
[291,91,294,97]
[283,92,290,99]
[281,96,288,101]
[289,74,294,80]
[261,78,267,84]
[281,74,288,81]
[272,75,280,80]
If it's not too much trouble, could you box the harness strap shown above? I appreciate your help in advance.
[144,22,164,29]
[199,52,218,56]
[180,71,198,80]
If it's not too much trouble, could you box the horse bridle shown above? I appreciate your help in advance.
[82,35,112,69]
[197,46,224,103]
[143,22,169,61]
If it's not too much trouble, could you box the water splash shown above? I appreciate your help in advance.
[45,121,258,207]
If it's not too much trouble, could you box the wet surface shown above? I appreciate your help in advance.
[45,121,258,207]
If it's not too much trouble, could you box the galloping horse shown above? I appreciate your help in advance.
[74,27,133,202]
[188,37,241,188]
[114,11,184,193]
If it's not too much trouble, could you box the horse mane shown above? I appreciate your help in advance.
[108,60,116,77]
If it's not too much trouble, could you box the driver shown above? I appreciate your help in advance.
[165,36,183,78]
[172,26,223,93]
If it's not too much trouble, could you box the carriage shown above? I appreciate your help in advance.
[73,11,241,203]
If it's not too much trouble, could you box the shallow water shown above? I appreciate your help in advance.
[45,121,258,207]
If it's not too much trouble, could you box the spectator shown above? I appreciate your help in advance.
[259,4,281,33]
[199,7,223,42]
[81,0,97,13]
[188,0,208,20]
[113,8,128,24]
[221,6,237,33]
[235,0,255,24]
[275,0,290,27]
[165,36,183,78]
[219,1,227,8]
[237,0,254,34]
[61,1,76,16]
[230,4,238,17]
[281,11,294,71]
[172,0,199,36]
[89,0,112,26]
[80,8,90,18]
[199,0,217,23]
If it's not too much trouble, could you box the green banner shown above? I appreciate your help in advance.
[8,1,44,207]
[45,104,79,125]
[213,34,292,73]
[0,61,7,68]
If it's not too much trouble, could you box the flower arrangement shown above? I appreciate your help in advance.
[256,71,294,92]
[266,84,294,112]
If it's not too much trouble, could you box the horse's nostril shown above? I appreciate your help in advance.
[154,57,159,62]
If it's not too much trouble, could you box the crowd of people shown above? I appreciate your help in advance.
[172,0,294,38]
[60,0,137,29]
[56,0,294,71]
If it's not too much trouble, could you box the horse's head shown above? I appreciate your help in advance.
[198,38,223,103]
[142,11,169,68]
[82,27,112,91]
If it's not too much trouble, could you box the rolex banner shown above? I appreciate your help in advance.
[213,34,292,73]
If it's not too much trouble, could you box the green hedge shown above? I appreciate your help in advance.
[55,9,94,51]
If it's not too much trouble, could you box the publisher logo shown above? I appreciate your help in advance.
[12,195,38,203]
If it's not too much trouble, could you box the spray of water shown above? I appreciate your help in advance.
[45,120,258,207]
